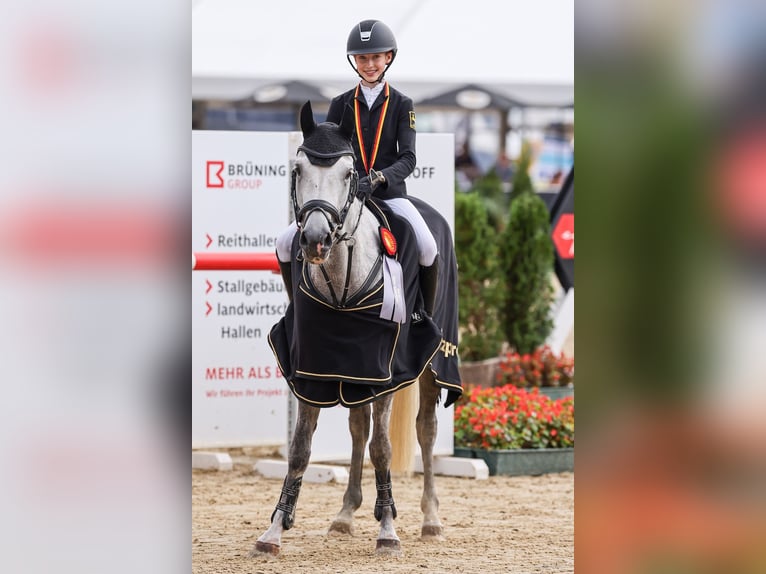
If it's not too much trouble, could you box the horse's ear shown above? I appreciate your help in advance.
[300,101,316,137]
[339,103,355,141]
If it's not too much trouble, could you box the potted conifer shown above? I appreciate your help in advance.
[454,190,505,384]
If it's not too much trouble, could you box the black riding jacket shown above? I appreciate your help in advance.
[326,82,416,201]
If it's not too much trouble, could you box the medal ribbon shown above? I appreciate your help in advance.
[354,82,390,174]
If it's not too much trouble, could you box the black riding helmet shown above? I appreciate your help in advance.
[346,19,397,83]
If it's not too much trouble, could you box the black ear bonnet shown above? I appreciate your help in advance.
[297,101,356,166]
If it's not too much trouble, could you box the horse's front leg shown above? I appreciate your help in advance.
[369,394,401,556]
[329,404,371,535]
[250,402,320,557]
[417,370,445,541]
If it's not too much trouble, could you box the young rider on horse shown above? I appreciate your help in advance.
[276,19,439,315]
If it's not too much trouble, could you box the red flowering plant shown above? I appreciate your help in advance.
[454,384,574,450]
[495,345,574,388]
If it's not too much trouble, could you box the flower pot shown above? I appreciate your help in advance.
[454,446,574,476]
[537,385,574,401]
[457,356,502,387]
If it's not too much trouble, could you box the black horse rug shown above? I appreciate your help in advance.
[268,197,462,408]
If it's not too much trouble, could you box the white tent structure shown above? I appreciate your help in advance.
[192,0,573,107]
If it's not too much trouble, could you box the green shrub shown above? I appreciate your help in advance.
[500,190,555,354]
[509,141,535,201]
[469,168,506,232]
[454,191,505,361]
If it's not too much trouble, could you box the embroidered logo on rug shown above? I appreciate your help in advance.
[379,226,397,256]
[409,111,416,130]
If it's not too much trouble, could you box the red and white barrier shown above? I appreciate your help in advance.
[192,252,280,272]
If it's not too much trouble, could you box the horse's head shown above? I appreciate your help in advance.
[291,101,359,264]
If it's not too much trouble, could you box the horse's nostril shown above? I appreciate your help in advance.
[299,233,308,247]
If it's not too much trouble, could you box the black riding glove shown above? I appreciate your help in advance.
[369,168,386,191]
[357,175,373,199]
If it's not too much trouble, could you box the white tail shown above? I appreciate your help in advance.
[389,381,419,474]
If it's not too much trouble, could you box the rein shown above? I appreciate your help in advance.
[316,246,383,308]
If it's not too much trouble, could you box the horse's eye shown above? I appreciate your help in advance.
[345,169,353,181]
[292,166,301,178]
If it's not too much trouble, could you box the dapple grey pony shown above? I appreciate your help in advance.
[252,101,461,558]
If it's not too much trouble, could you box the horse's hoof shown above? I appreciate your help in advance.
[249,541,280,558]
[420,524,445,542]
[375,538,402,557]
[328,519,354,536]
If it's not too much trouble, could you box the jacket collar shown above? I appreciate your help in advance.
[355,82,389,112]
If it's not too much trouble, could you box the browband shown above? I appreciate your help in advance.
[297,145,353,159]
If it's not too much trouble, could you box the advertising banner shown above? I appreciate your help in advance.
[192,131,290,447]
[193,130,456,459]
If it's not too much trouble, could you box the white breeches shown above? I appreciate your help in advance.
[276,221,298,263]
[382,198,438,267]
[275,198,437,266]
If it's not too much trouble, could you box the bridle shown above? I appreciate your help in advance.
[290,144,380,308]
[290,145,361,243]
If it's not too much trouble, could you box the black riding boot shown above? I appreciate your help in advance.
[419,259,439,316]
[279,259,293,302]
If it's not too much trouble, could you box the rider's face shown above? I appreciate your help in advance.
[353,52,392,85]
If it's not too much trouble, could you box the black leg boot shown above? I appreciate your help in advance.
[418,259,439,316]
[279,259,294,302]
